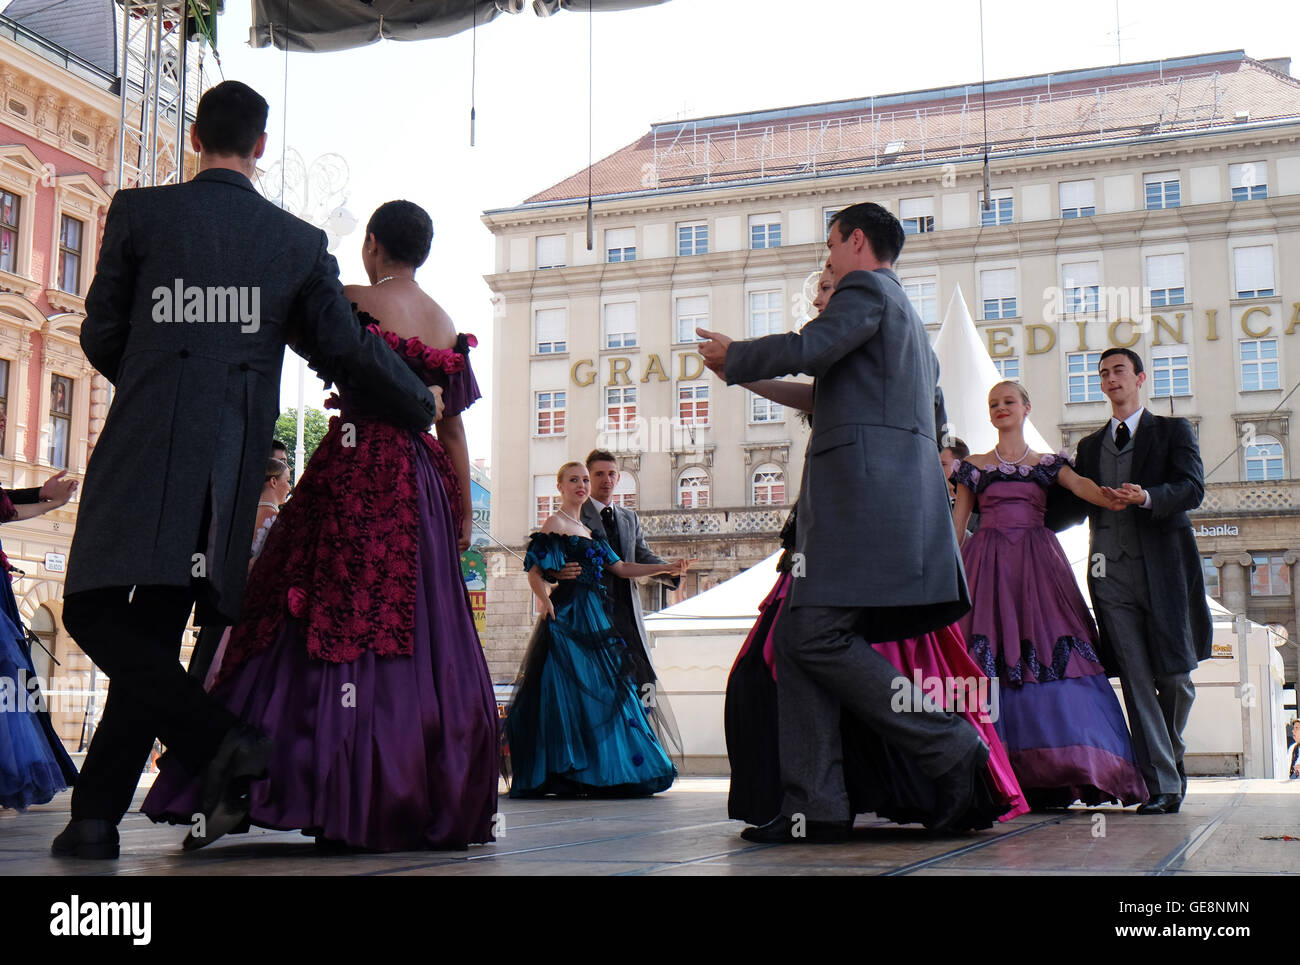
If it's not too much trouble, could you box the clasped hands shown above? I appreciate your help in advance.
[548,557,694,581]
[1099,482,1145,512]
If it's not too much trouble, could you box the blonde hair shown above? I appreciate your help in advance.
[555,460,586,486]
[989,380,1030,406]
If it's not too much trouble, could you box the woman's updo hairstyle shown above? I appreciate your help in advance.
[265,457,289,481]
[366,200,434,268]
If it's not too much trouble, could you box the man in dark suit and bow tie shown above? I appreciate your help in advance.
[52,81,441,859]
[1069,348,1212,815]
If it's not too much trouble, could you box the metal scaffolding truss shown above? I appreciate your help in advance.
[116,1,217,190]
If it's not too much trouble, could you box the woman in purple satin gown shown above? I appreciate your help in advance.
[950,380,1148,808]
[144,201,499,851]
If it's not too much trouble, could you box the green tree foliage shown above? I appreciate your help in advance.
[273,408,331,475]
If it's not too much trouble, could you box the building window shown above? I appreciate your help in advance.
[1240,338,1280,391]
[902,277,937,324]
[534,308,566,354]
[823,208,842,236]
[1250,554,1290,596]
[751,394,783,423]
[749,214,781,249]
[1146,254,1186,306]
[1145,171,1180,209]
[1151,354,1191,398]
[1059,180,1096,218]
[534,477,561,528]
[1233,246,1275,298]
[676,295,708,343]
[0,191,19,274]
[49,375,72,468]
[535,234,565,269]
[1245,436,1284,481]
[603,386,637,432]
[609,473,638,509]
[58,215,83,294]
[1062,261,1100,313]
[1067,351,1105,403]
[993,357,1020,380]
[751,464,786,506]
[980,268,1016,319]
[677,221,708,256]
[535,390,566,436]
[1202,557,1220,598]
[1229,162,1267,201]
[677,467,710,509]
[605,227,636,263]
[900,197,934,235]
[603,302,637,349]
[678,382,709,427]
[748,290,783,338]
[978,189,1013,226]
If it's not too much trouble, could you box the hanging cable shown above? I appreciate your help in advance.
[470,3,478,146]
[979,0,990,212]
[279,0,290,209]
[585,0,593,250]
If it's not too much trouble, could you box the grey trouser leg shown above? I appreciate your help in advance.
[1092,555,1194,796]
[774,604,981,822]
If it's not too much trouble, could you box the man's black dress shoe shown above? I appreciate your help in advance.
[929,740,990,832]
[1137,793,1182,815]
[51,819,120,860]
[183,724,272,851]
[740,814,851,844]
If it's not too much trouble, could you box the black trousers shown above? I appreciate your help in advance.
[64,585,239,824]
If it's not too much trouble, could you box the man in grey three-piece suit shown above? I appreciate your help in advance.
[581,450,680,725]
[52,82,440,859]
[1063,347,1212,815]
[698,203,988,843]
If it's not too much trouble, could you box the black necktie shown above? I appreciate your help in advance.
[1115,421,1131,450]
[601,505,616,542]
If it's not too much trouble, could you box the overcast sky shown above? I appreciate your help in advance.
[198,0,1300,467]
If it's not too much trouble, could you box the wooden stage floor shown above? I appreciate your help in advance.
[4,777,1298,876]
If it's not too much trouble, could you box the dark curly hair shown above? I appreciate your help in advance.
[366,200,434,268]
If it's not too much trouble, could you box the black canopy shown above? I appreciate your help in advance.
[250,0,669,53]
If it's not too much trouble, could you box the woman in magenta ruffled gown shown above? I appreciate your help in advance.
[724,267,1028,830]
[950,380,1148,808]
[144,201,498,850]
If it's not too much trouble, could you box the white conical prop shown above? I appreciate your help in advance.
[932,285,1052,456]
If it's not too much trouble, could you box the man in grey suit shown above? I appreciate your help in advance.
[582,450,681,712]
[52,81,440,859]
[698,203,987,843]
[1068,348,1212,814]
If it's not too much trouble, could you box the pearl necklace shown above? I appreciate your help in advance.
[375,275,395,286]
[557,508,588,529]
[994,443,1030,465]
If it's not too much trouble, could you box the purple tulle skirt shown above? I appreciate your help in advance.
[143,438,499,850]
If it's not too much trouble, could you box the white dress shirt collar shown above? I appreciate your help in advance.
[588,496,609,514]
[1110,406,1144,441]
